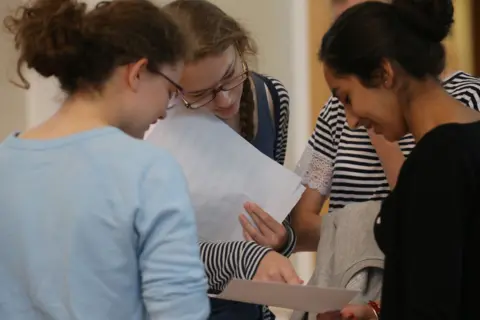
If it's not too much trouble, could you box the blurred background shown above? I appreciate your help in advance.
[0,0,478,318]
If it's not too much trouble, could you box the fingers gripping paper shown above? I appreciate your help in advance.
[145,107,305,242]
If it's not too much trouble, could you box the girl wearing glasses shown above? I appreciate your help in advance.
[0,0,209,319]
[163,1,300,319]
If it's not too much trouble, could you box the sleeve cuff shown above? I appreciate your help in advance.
[241,242,273,280]
[278,220,297,257]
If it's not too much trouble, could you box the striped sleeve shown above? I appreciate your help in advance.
[198,240,272,293]
[443,72,480,111]
[294,96,341,195]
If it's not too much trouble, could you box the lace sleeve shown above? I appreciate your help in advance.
[295,144,334,195]
[294,97,340,195]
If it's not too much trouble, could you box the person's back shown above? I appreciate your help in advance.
[0,128,208,319]
[0,0,209,318]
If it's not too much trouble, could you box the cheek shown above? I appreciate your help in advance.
[353,91,388,120]
[232,83,244,101]
[139,80,170,118]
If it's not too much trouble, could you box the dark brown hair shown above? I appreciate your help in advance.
[320,0,454,87]
[164,0,257,141]
[4,0,187,94]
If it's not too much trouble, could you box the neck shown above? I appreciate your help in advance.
[404,79,478,141]
[23,93,117,139]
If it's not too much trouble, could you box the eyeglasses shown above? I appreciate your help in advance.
[181,62,249,110]
[155,71,186,109]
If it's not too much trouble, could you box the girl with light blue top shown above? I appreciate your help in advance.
[0,0,209,319]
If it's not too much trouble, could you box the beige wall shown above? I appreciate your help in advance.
[446,0,474,74]
[0,0,27,139]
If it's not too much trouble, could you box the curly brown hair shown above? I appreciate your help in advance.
[164,0,258,141]
[4,0,187,94]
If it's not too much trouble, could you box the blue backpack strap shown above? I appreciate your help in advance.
[250,72,279,148]
[251,72,269,114]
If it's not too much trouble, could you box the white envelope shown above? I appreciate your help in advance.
[213,279,359,314]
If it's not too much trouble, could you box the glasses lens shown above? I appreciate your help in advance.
[222,73,248,91]
[184,93,215,109]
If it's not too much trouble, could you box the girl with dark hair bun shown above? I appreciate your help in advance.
[313,0,480,319]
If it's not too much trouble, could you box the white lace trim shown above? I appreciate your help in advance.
[294,144,333,195]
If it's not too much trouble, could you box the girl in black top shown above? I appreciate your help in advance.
[317,0,480,319]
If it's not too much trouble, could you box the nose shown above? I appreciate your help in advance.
[214,91,233,107]
[345,108,360,129]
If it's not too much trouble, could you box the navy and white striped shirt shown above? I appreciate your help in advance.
[297,71,480,211]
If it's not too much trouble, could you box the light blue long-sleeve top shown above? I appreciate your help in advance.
[0,127,209,320]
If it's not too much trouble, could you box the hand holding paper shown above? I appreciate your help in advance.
[240,202,288,251]
[253,251,303,285]
[145,107,305,242]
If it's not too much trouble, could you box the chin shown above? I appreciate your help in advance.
[214,102,240,120]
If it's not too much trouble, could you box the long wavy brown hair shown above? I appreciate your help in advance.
[164,0,258,141]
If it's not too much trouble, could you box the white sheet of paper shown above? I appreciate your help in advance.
[145,106,305,242]
[213,280,359,314]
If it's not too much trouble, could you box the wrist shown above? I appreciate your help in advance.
[278,221,296,257]
[243,243,272,280]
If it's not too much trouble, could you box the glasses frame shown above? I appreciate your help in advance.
[157,71,184,94]
[181,59,250,110]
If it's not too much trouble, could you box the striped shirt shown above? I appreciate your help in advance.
[198,74,292,300]
[296,71,480,211]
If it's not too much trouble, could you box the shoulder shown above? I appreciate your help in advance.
[415,122,477,152]
[318,96,344,124]
[443,71,480,111]
[253,73,290,111]
[96,128,184,180]
[402,122,479,175]
[258,73,289,98]
[310,96,345,143]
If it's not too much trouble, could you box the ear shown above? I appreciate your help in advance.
[380,59,395,89]
[126,58,149,92]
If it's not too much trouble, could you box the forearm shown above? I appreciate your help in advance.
[292,214,322,252]
[290,189,327,252]
[199,240,271,293]
[375,144,405,189]
[368,129,405,190]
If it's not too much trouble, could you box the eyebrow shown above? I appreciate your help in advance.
[187,56,237,95]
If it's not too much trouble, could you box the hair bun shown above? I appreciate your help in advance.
[392,0,454,42]
[4,0,87,82]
